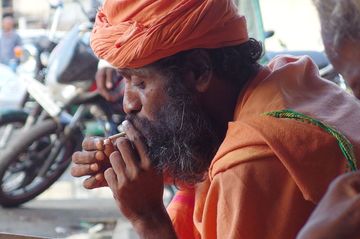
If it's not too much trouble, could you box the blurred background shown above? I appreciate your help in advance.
[0,0,323,51]
[1,0,96,29]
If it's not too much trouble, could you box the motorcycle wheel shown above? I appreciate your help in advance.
[0,119,78,207]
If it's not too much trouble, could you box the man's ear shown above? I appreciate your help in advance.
[185,49,213,93]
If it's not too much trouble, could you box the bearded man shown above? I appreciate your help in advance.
[71,1,360,238]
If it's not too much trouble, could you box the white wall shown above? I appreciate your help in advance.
[13,0,90,30]
[260,0,323,51]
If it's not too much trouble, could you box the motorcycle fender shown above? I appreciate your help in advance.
[0,109,28,123]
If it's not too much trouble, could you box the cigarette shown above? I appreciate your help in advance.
[102,132,127,155]
[108,131,126,141]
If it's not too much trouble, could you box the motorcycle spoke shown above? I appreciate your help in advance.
[2,171,26,192]
[0,122,24,149]
[1,136,56,193]
[36,141,55,159]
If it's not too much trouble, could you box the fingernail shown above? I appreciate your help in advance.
[95,151,105,161]
[95,138,104,150]
[90,163,99,171]
[95,173,104,181]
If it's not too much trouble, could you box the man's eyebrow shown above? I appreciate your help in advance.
[118,67,153,78]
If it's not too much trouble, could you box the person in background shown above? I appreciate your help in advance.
[96,59,124,104]
[314,0,360,99]
[295,1,360,238]
[71,1,360,238]
[95,59,125,116]
[0,15,22,67]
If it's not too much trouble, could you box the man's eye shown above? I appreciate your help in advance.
[133,81,145,89]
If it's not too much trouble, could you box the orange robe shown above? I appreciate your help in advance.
[167,55,360,239]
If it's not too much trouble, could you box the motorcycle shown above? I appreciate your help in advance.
[0,6,125,206]
[0,63,28,149]
[0,0,66,160]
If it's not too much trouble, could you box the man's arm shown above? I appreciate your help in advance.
[71,123,177,238]
[96,60,124,102]
[201,154,314,239]
[131,208,177,239]
[105,120,177,239]
[297,171,360,239]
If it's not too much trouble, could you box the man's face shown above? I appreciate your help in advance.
[120,66,220,184]
[325,39,360,99]
[2,17,14,32]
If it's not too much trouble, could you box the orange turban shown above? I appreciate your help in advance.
[91,0,249,69]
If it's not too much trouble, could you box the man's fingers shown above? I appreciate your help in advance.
[71,164,98,177]
[72,151,99,164]
[96,68,111,101]
[104,168,118,191]
[95,67,106,80]
[83,176,98,189]
[122,120,151,169]
[83,175,107,189]
[105,67,114,89]
[82,137,104,151]
[109,151,127,183]
[95,151,107,161]
[115,137,140,177]
[95,67,107,89]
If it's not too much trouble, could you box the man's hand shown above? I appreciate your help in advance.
[105,120,177,238]
[297,171,360,239]
[71,137,114,189]
[95,67,123,102]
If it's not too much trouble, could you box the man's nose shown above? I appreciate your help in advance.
[123,89,142,115]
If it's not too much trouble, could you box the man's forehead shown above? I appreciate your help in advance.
[3,17,14,23]
[118,66,162,79]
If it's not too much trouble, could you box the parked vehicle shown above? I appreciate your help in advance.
[0,0,124,206]
[0,0,67,160]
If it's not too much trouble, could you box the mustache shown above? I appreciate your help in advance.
[124,114,160,147]
[125,114,140,130]
[125,114,149,132]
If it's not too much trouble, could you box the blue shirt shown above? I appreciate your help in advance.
[0,30,22,65]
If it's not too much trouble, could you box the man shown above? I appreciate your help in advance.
[314,0,360,99]
[0,16,22,66]
[295,1,360,238]
[71,1,360,238]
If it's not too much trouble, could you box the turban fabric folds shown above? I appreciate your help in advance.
[91,0,249,68]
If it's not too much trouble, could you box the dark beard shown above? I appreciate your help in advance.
[126,80,220,185]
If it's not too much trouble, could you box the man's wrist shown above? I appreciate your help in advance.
[131,206,177,239]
